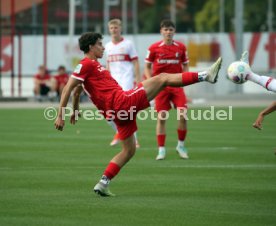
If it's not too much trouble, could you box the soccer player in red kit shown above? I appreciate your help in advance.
[33,65,53,98]
[145,20,190,160]
[54,65,69,98]
[54,32,222,196]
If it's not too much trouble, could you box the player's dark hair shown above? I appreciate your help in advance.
[79,32,103,53]
[160,19,176,29]
[58,65,65,70]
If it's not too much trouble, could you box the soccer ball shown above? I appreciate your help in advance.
[227,61,251,84]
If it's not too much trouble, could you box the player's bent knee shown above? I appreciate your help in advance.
[158,112,168,122]
[155,74,167,87]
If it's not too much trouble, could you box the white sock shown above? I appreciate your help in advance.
[177,140,184,147]
[267,78,276,92]
[100,175,110,186]
[159,146,166,153]
[107,120,118,132]
[198,71,208,81]
[248,73,276,92]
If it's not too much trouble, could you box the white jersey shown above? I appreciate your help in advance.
[105,38,138,91]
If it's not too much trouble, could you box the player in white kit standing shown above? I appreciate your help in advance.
[105,19,141,147]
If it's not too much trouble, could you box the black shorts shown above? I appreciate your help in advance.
[40,84,50,95]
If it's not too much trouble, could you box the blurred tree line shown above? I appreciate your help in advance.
[1,0,274,35]
[138,0,275,33]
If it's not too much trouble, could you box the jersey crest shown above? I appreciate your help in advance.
[74,64,82,74]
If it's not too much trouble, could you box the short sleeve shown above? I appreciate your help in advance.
[145,45,155,63]
[71,63,88,81]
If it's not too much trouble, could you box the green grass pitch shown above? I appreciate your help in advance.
[0,107,276,226]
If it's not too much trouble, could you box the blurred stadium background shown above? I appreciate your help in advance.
[0,0,276,100]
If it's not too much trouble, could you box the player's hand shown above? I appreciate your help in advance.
[70,111,81,125]
[253,115,264,130]
[55,116,65,131]
[253,122,262,130]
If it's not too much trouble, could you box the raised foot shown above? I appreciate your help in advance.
[206,57,223,83]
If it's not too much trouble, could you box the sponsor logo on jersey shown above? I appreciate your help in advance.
[108,54,131,62]
[175,52,179,58]
[157,59,179,64]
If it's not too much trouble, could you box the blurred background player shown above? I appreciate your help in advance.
[105,19,141,148]
[239,51,276,150]
[54,65,69,100]
[33,65,54,101]
[144,19,190,160]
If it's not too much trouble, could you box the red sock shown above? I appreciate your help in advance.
[182,72,199,86]
[177,129,187,141]
[103,162,121,180]
[157,134,166,147]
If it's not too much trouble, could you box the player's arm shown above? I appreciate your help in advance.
[182,63,189,72]
[144,46,154,79]
[133,59,141,83]
[55,77,82,131]
[70,85,83,125]
[253,101,276,130]
[144,62,152,79]
[34,77,42,85]
[106,62,110,71]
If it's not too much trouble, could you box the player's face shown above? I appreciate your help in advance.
[91,39,105,58]
[108,24,121,37]
[160,26,175,41]
[38,66,46,76]
[58,68,65,74]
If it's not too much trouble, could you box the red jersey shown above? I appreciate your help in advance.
[145,40,189,76]
[34,74,51,84]
[55,73,69,86]
[72,57,124,115]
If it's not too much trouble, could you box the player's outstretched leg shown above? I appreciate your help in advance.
[143,57,222,101]
[240,51,276,93]
[247,72,276,92]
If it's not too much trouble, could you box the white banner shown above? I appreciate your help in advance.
[1,33,276,76]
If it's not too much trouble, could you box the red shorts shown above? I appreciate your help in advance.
[113,83,150,140]
[155,87,187,112]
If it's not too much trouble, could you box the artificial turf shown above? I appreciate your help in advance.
[0,107,275,226]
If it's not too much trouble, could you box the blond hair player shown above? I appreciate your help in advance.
[105,19,141,148]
